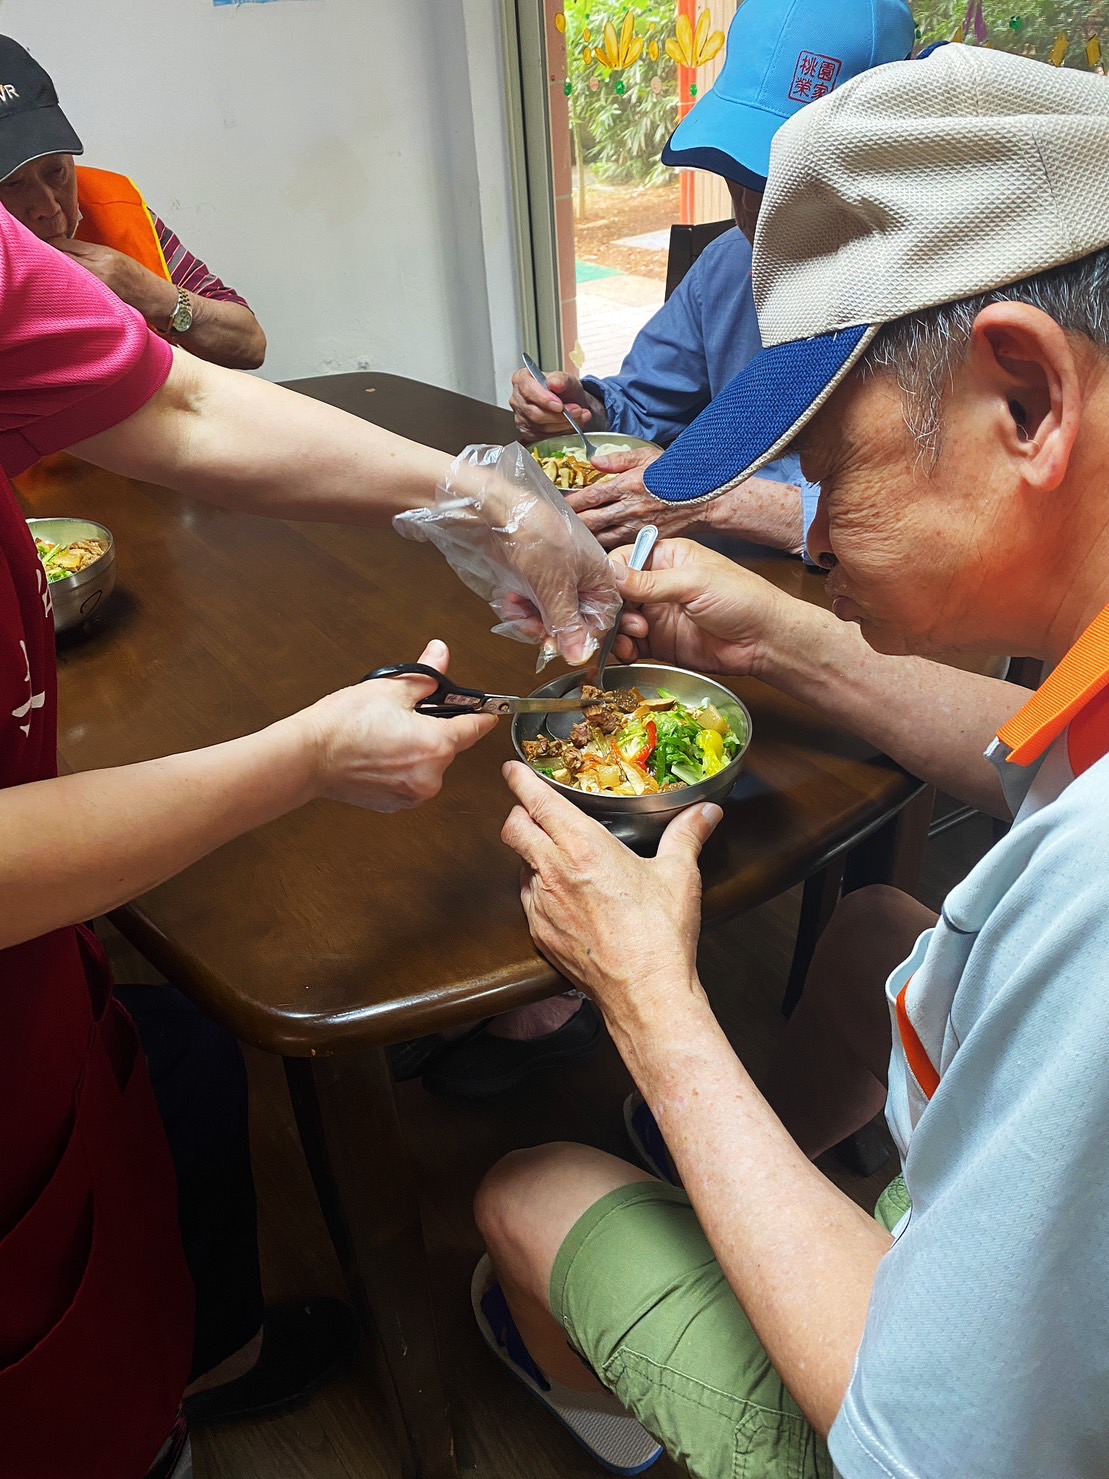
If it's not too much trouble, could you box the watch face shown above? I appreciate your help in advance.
[172,295,193,333]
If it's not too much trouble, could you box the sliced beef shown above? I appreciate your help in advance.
[523,734,584,774]
[583,706,621,734]
[523,735,559,760]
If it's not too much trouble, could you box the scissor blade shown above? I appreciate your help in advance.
[496,695,587,714]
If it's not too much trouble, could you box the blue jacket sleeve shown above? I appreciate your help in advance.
[580,265,716,446]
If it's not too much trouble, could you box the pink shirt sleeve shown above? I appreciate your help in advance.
[0,209,172,477]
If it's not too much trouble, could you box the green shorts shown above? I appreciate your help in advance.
[550,1176,908,1479]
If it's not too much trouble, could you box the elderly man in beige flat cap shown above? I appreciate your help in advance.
[474,44,1109,1479]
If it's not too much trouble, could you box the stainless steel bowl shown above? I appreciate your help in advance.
[27,517,116,635]
[512,662,752,847]
[531,432,660,462]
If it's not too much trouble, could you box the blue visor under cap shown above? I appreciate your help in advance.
[659,140,767,192]
[643,323,878,504]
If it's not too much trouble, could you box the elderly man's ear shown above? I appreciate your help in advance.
[967,301,1083,492]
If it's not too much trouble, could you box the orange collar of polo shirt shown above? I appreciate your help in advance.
[898,603,1109,1105]
[996,604,1109,771]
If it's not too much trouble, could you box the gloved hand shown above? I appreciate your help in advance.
[393,443,621,668]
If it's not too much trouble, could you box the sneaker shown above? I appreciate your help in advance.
[622,1093,681,1188]
[421,1000,604,1098]
[470,1256,663,1476]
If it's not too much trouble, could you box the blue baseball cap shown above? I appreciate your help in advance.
[661,0,916,189]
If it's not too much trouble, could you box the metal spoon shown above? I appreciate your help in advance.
[544,523,659,740]
[522,351,600,462]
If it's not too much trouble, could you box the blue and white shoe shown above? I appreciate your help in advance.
[471,1256,663,1476]
[623,1093,682,1188]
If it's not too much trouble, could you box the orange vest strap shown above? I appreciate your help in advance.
[74,167,172,284]
[996,604,1109,767]
[895,978,940,1100]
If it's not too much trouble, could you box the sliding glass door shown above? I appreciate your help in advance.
[517,0,736,376]
[513,0,1108,379]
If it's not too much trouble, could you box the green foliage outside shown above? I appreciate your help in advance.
[563,0,679,192]
[559,1,1109,214]
[912,2,1109,67]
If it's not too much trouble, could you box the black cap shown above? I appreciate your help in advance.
[0,37,82,182]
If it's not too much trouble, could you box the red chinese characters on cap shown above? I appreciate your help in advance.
[789,52,842,103]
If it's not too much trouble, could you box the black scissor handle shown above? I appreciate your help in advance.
[362,663,489,718]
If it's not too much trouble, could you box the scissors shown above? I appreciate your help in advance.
[363,664,588,718]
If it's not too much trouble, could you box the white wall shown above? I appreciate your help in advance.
[0,0,524,398]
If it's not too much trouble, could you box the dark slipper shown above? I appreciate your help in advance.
[388,1019,492,1082]
[422,1000,604,1098]
[183,1297,359,1429]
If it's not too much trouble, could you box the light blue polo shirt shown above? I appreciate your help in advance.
[831,611,1109,1478]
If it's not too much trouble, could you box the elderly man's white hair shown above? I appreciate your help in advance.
[859,246,1109,463]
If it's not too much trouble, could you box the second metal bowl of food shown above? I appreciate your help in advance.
[511,662,753,847]
[530,433,660,491]
[531,432,660,461]
[27,517,116,635]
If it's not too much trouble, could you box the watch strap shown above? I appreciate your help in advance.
[168,286,193,335]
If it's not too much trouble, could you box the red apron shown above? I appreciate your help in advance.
[0,476,193,1476]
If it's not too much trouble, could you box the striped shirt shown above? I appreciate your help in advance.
[149,210,250,310]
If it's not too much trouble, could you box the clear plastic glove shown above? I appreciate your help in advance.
[393,443,621,669]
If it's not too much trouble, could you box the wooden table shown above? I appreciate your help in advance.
[21,373,924,1478]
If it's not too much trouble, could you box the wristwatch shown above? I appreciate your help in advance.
[168,287,194,336]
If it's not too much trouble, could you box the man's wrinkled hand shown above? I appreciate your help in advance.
[510,368,607,444]
[564,446,695,549]
[55,237,172,321]
[500,760,722,1027]
[608,538,793,677]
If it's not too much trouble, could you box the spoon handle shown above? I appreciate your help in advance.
[562,406,596,461]
[595,524,658,689]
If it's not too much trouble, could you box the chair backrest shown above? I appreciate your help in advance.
[664,219,735,300]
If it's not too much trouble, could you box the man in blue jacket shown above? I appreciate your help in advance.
[510,0,914,552]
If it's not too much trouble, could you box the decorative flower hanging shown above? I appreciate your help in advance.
[963,0,987,45]
[592,11,644,71]
[554,11,567,34]
[665,9,726,68]
[1087,33,1102,69]
[1048,30,1070,66]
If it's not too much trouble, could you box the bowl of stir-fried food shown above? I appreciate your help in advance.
[26,518,116,635]
[512,662,752,845]
[531,434,660,492]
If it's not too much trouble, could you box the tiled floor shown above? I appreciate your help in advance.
[577,271,665,378]
[99,796,996,1478]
